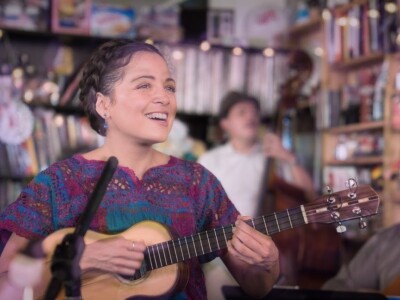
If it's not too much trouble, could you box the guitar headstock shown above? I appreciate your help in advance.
[306,180,380,233]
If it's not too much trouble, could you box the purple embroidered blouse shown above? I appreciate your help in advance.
[0,154,239,299]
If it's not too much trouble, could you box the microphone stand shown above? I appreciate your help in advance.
[44,156,119,300]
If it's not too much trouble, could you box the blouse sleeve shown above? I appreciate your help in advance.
[0,170,55,247]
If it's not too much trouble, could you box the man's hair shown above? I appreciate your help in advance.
[218,91,260,119]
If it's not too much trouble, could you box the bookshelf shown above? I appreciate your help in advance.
[279,0,400,281]
[280,0,400,235]
[318,0,400,230]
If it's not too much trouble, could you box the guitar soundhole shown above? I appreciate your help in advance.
[115,263,148,284]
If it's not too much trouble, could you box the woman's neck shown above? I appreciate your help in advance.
[86,139,168,179]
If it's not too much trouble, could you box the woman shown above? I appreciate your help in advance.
[0,39,279,299]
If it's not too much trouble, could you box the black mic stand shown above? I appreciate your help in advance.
[44,156,119,300]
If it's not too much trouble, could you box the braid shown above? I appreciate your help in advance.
[78,39,163,136]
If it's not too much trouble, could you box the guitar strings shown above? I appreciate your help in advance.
[145,210,319,268]
[144,192,378,269]
[148,192,378,255]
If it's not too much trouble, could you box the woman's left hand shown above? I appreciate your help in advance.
[227,215,279,272]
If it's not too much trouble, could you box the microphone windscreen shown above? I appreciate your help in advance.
[8,239,46,288]
[8,254,44,288]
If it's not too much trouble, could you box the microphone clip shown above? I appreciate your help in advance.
[46,233,85,300]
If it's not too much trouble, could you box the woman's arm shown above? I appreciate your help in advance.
[0,232,147,299]
[0,233,44,299]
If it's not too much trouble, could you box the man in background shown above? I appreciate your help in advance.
[198,90,315,299]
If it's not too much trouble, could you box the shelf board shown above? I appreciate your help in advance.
[324,121,384,134]
[1,27,113,44]
[326,156,383,166]
[331,52,385,70]
[287,17,322,36]
[0,175,33,182]
[333,0,368,12]
[27,103,85,115]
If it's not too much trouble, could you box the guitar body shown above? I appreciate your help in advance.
[42,221,189,300]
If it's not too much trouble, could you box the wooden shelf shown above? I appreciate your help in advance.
[287,17,322,36]
[324,121,384,134]
[326,156,383,166]
[331,53,385,70]
[332,0,368,13]
[0,175,33,182]
[27,103,86,115]
[0,27,110,47]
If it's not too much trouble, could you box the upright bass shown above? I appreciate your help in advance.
[258,50,342,288]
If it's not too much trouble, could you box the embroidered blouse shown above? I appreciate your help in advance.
[0,154,239,300]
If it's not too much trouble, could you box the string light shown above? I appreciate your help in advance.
[337,16,347,27]
[348,17,359,27]
[172,50,184,60]
[54,115,64,127]
[23,90,34,102]
[199,41,211,51]
[263,48,274,57]
[232,47,243,56]
[396,33,400,45]
[367,9,380,19]
[384,2,397,13]
[322,9,331,21]
[314,47,324,57]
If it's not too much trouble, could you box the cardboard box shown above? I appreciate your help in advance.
[51,0,91,35]
[0,0,49,31]
[90,2,136,38]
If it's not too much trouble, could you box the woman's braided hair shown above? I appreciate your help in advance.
[78,39,165,136]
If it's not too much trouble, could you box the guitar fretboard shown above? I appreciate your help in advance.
[144,206,306,271]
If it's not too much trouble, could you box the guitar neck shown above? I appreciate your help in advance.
[143,206,307,271]
[141,184,380,273]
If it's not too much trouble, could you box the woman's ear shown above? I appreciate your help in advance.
[95,92,110,117]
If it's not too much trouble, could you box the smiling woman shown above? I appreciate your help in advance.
[0,39,280,300]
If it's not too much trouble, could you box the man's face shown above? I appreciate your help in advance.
[221,101,261,142]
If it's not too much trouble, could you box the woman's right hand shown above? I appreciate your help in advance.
[80,237,146,276]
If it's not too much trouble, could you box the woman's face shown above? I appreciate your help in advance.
[104,51,177,145]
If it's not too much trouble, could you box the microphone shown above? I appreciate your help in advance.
[44,156,119,300]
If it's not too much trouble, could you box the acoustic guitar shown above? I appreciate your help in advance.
[42,184,380,299]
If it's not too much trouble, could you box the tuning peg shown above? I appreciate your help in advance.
[359,217,367,229]
[336,223,347,233]
[326,185,332,194]
[352,206,367,229]
[326,185,336,205]
[331,211,347,233]
[346,178,357,189]
[346,178,358,199]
